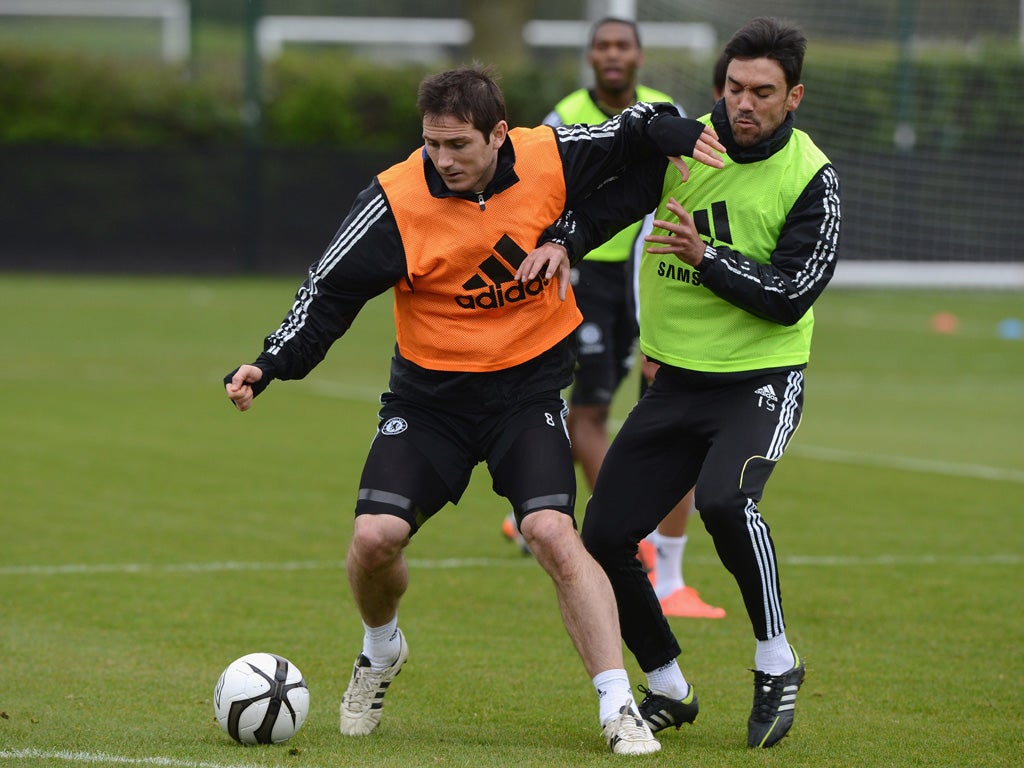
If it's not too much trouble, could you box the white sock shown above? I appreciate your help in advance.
[594,669,633,725]
[362,616,400,670]
[755,635,795,675]
[652,532,687,599]
[644,660,689,700]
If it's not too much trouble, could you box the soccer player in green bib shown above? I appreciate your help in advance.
[535,17,842,750]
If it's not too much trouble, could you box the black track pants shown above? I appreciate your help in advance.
[581,366,804,672]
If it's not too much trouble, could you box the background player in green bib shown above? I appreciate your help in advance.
[503,16,724,620]
[544,17,842,749]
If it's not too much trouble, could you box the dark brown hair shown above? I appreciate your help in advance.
[723,17,807,90]
[416,65,506,138]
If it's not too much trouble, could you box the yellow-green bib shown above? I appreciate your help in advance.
[640,115,830,372]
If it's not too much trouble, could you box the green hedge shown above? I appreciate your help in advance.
[0,48,579,150]
[263,55,580,148]
[2,45,1022,154]
[0,50,244,145]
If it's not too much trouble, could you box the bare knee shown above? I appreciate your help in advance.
[348,514,411,572]
[520,509,582,579]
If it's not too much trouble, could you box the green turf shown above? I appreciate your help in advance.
[1,275,1022,768]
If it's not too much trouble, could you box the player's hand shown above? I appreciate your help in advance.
[670,125,725,182]
[645,197,706,267]
[640,353,660,385]
[225,364,263,412]
[694,125,726,165]
[516,242,572,301]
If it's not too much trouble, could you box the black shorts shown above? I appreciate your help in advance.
[570,259,638,407]
[355,392,576,534]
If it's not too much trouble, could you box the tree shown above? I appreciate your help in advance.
[465,0,539,71]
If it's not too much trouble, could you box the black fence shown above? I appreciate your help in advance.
[2,145,1022,274]
[0,146,405,275]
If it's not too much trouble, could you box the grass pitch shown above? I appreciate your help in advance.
[1,275,1021,768]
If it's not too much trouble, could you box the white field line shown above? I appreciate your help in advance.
[0,748,301,768]
[789,443,1024,484]
[307,382,1024,485]
[0,553,1018,578]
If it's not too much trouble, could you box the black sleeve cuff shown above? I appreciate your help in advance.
[538,216,582,265]
[222,363,273,398]
[646,114,707,158]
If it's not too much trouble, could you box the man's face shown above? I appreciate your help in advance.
[588,22,643,96]
[422,115,507,193]
[723,57,803,147]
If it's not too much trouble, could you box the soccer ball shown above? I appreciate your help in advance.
[213,652,309,744]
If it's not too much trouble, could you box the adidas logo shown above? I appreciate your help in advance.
[754,384,778,401]
[455,234,547,310]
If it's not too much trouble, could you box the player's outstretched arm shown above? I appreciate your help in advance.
[225,364,264,412]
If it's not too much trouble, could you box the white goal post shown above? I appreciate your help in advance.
[256,16,473,60]
[832,261,1024,290]
[0,0,189,62]
[522,19,715,54]
[255,16,715,60]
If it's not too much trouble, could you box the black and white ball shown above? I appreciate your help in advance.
[213,652,309,744]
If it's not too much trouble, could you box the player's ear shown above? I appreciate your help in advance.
[786,84,804,112]
[489,120,508,149]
